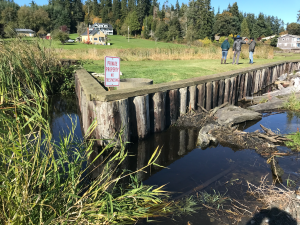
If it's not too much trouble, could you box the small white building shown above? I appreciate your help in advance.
[261,35,276,40]
[89,23,113,35]
[277,34,300,49]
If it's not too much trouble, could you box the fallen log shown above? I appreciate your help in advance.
[260,124,277,136]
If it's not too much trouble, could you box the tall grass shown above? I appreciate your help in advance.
[57,44,274,61]
[0,39,172,224]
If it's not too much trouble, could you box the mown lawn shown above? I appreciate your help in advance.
[83,54,300,84]
[38,34,183,49]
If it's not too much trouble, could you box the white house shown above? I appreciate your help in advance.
[89,23,113,35]
[277,34,300,49]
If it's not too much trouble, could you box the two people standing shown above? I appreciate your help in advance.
[220,36,256,65]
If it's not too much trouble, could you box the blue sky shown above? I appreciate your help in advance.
[14,0,299,24]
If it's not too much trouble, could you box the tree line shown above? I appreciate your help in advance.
[0,0,299,42]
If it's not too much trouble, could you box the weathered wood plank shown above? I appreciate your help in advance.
[212,81,219,108]
[179,87,188,116]
[133,95,150,139]
[189,86,197,111]
[153,91,166,132]
[243,73,248,97]
[206,82,213,110]
[169,89,180,125]
[229,77,235,104]
[197,84,206,111]
[224,78,230,103]
[218,80,225,105]
[239,74,245,99]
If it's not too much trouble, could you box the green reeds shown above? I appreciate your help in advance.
[0,40,172,224]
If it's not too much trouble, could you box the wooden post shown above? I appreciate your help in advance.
[254,70,260,94]
[212,81,219,108]
[229,77,235,104]
[239,74,245,100]
[261,69,266,90]
[153,91,166,132]
[206,82,212,110]
[232,76,237,105]
[189,86,197,111]
[218,80,225,105]
[224,78,230,103]
[243,73,248,97]
[169,89,180,125]
[179,87,188,116]
[133,95,150,139]
[197,84,205,111]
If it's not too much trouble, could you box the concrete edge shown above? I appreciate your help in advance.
[76,60,300,102]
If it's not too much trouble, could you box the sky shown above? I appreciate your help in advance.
[13,0,299,25]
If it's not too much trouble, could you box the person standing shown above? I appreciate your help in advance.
[221,37,230,64]
[248,37,256,64]
[232,35,246,65]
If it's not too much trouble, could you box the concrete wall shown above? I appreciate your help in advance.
[75,60,300,145]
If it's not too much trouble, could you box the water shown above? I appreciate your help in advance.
[50,94,300,225]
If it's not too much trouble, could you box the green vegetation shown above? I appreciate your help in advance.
[0,39,172,224]
[40,34,182,49]
[51,29,70,44]
[286,132,300,151]
[284,92,300,111]
[83,54,300,84]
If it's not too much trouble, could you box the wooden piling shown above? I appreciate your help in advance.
[153,91,166,132]
[206,82,212,110]
[189,86,197,111]
[218,80,225,105]
[133,95,150,139]
[169,89,180,125]
[197,84,206,111]
[179,87,188,116]
[212,81,219,108]
[224,78,230,103]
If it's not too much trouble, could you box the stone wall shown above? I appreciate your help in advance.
[75,60,300,145]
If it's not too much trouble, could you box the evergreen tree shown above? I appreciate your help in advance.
[175,0,180,17]
[254,13,267,37]
[120,0,127,21]
[246,13,255,36]
[93,0,100,16]
[112,0,120,23]
[198,0,214,39]
[128,0,135,12]
[241,18,250,37]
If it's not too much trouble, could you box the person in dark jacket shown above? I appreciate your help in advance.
[248,38,256,64]
[232,35,247,65]
[221,38,230,64]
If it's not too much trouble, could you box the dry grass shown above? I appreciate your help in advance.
[55,44,274,61]
[247,175,300,215]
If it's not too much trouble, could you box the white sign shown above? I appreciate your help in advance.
[104,56,120,87]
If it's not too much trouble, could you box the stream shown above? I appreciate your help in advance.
[49,94,300,225]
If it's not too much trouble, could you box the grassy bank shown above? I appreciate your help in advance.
[84,54,300,84]
[0,39,173,224]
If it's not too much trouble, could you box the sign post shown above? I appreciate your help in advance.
[104,56,120,88]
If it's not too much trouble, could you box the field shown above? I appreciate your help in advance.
[8,34,298,84]
[83,54,300,84]
[40,34,182,49]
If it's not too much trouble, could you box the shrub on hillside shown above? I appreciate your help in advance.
[219,36,234,45]
[199,37,212,46]
[51,29,69,44]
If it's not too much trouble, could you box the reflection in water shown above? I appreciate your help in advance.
[48,95,83,142]
[49,95,300,224]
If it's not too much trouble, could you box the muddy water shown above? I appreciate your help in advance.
[50,95,300,225]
